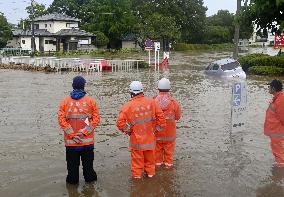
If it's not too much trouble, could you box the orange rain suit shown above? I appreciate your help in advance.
[264,92,284,166]
[116,94,166,177]
[154,92,181,167]
[58,96,100,147]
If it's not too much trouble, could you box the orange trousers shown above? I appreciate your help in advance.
[155,140,175,166]
[271,137,284,166]
[131,149,155,177]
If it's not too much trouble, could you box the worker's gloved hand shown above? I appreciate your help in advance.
[73,135,83,144]
[76,129,85,138]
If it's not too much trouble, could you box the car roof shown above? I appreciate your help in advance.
[211,58,237,65]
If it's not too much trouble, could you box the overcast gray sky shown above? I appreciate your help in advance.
[0,0,237,24]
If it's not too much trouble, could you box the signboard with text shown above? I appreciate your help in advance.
[231,81,247,132]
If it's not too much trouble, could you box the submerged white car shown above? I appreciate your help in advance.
[205,58,246,79]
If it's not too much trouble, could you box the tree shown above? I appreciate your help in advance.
[205,10,235,43]
[0,13,12,48]
[26,2,46,19]
[249,0,284,33]
[48,0,138,48]
[205,26,231,44]
[137,13,180,48]
[93,31,109,47]
[132,0,207,43]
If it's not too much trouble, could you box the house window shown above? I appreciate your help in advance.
[45,40,54,44]
[34,24,39,29]
[50,24,51,27]
[66,23,78,28]
[45,24,47,28]
[22,40,25,44]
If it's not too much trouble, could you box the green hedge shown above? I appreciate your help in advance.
[238,53,284,72]
[137,61,149,68]
[248,66,284,76]
[173,43,234,51]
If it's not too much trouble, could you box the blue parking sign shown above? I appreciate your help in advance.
[233,83,241,106]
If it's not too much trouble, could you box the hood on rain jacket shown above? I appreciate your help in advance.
[58,95,100,147]
[154,92,181,141]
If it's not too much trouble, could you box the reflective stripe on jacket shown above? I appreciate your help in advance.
[264,92,284,137]
[116,94,166,150]
[154,92,181,141]
[58,95,100,147]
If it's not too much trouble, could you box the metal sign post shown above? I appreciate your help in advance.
[154,42,160,71]
[231,81,247,133]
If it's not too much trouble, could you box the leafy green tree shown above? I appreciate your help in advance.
[205,26,231,44]
[137,13,180,47]
[93,31,109,47]
[205,10,234,43]
[0,13,12,48]
[205,9,254,44]
[248,0,284,33]
[132,0,207,43]
[48,0,138,48]
[26,3,46,19]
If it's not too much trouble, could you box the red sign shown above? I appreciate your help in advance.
[274,34,284,48]
[144,47,153,51]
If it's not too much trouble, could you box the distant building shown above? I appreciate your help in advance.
[249,24,275,46]
[121,33,139,49]
[7,13,96,52]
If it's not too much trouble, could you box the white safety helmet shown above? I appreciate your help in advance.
[158,78,171,90]
[129,81,143,94]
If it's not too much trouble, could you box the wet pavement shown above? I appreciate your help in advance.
[1,51,284,197]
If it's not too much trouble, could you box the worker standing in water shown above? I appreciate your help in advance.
[58,76,100,184]
[116,81,166,178]
[264,79,284,167]
[154,78,181,169]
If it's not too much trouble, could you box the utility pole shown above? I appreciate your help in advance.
[31,0,35,57]
[233,0,241,59]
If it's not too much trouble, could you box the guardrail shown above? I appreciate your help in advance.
[0,56,144,72]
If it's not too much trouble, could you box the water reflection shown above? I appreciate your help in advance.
[66,182,100,197]
[130,170,179,197]
[256,167,284,197]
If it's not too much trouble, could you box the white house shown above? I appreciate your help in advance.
[7,13,95,52]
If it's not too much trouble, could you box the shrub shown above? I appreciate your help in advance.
[248,66,284,76]
[138,61,149,68]
[238,54,284,72]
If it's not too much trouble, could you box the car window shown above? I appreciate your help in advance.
[212,64,219,70]
[206,63,214,70]
[221,61,240,71]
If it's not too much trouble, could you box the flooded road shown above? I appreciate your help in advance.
[1,51,284,197]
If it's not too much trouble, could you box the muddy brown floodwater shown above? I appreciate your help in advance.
[1,51,284,197]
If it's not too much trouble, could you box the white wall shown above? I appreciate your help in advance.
[122,41,138,49]
[20,37,40,51]
[43,37,57,52]
[53,21,78,33]
[34,21,79,33]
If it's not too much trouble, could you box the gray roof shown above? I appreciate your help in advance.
[122,33,138,41]
[34,13,80,22]
[12,29,53,37]
[12,28,95,38]
[55,29,95,37]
